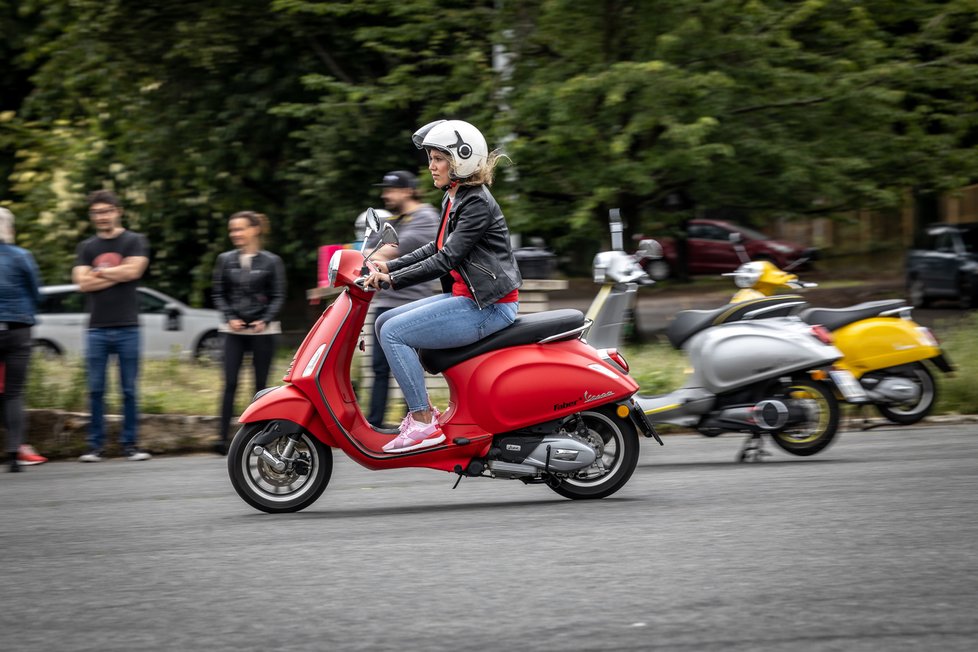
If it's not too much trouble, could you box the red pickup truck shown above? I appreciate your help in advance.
[639,218,816,280]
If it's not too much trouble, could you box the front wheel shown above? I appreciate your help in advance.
[644,259,672,281]
[228,422,333,513]
[769,379,840,457]
[874,362,937,425]
[549,408,640,500]
[195,331,224,364]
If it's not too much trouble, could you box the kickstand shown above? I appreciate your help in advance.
[857,405,888,431]
[738,433,771,463]
[451,465,464,489]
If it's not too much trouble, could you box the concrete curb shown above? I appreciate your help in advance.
[23,408,978,459]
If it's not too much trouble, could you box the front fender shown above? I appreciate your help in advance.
[237,385,337,447]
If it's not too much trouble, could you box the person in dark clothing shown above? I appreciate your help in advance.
[0,207,46,472]
[363,171,440,428]
[211,211,286,455]
[363,120,522,453]
[73,191,151,462]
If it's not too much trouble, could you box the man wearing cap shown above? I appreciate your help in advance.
[364,170,439,428]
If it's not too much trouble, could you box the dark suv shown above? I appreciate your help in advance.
[905,222,978,309]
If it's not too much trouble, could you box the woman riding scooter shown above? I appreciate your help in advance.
[363,120,522,453]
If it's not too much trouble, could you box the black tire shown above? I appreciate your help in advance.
[908,277,930,309]
[644,259,672,282]
[958,275,976,310]
[195,331,224,364]
[874,362,937,425]
[228,422,332,513]
[549,408,640,500]
[768,379,840,457]
[31,340,62,359]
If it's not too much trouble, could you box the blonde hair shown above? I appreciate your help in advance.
[0,207,14,244]
[457,150,508,187]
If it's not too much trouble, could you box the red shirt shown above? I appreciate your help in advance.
[437,200,518,304]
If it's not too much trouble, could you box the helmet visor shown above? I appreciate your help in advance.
[412,120,447,149]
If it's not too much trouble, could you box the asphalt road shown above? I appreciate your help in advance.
[3,425,977,652]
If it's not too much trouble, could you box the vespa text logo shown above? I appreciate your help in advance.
[555,390,615,411]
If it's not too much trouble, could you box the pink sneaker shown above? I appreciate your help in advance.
[383,414,446,453]
[18,444,48,466]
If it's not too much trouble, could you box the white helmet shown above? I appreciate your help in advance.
[412,119,488,179]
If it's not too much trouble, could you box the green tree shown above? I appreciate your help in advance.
[498,0,978,267]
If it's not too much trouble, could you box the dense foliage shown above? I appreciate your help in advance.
[2,0,978,301]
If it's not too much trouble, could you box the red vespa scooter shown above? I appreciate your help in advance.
[227,211,660,513]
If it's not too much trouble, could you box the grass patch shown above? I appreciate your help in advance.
[24,313,977,418]
[26,351,294,416]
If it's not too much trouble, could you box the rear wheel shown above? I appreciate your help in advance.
[874,362,937,425]
[769,379,840,456]
[549,408,640,500]
[908,278,930,308]
[228,422,332,513]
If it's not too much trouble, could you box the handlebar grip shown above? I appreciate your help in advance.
[354,277,390,291]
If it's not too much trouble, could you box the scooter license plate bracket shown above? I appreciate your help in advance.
[829,369,869,403]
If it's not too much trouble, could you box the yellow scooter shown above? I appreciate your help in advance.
[726,259,954,424]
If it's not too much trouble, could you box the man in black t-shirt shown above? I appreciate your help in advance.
[72,190,151,462]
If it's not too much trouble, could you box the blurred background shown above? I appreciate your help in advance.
[2,0,978,317]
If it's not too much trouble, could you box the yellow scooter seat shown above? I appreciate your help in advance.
[798,300,906,332]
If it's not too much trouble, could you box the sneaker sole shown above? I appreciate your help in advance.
[17,460,46,466]
[383,433,446,454]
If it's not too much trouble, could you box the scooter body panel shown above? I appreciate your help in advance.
[830,317,943,378]
[237,385,338,447]
[635,386,715,426]
[443,339,639,433]
[685,319,842,394]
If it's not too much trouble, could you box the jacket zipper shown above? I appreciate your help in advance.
[470,260,497,279]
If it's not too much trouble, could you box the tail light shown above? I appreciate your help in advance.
[606,348,630,373]
[810,324,833,345]
[916,326,939,347]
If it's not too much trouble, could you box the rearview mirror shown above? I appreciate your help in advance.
[364,207,383,234]
[379,222,399,246]
[365,222,400,261]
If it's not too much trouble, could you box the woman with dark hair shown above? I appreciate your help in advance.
[363,119,522,453]
[212,211,286,455]
[0,207,47,471]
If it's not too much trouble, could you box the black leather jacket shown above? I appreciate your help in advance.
[212,250,287,324]
[387,184,522,309]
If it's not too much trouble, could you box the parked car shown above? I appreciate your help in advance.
[905,222,978,309]
[33,285,224,361]
[638,218,816,281]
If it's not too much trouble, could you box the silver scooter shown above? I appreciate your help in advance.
[586,211,868,461]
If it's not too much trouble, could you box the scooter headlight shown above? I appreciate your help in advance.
[327,251,342,288]
[733,262,764,288]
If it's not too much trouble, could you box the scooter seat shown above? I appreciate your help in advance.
[419,309,587,375]
[665,295,807,349]
[798,299,907,331]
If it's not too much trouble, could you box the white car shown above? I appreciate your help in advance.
[33,285,223,361]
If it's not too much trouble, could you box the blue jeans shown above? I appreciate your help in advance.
[375,294,519,413]
[86,327,140,450]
